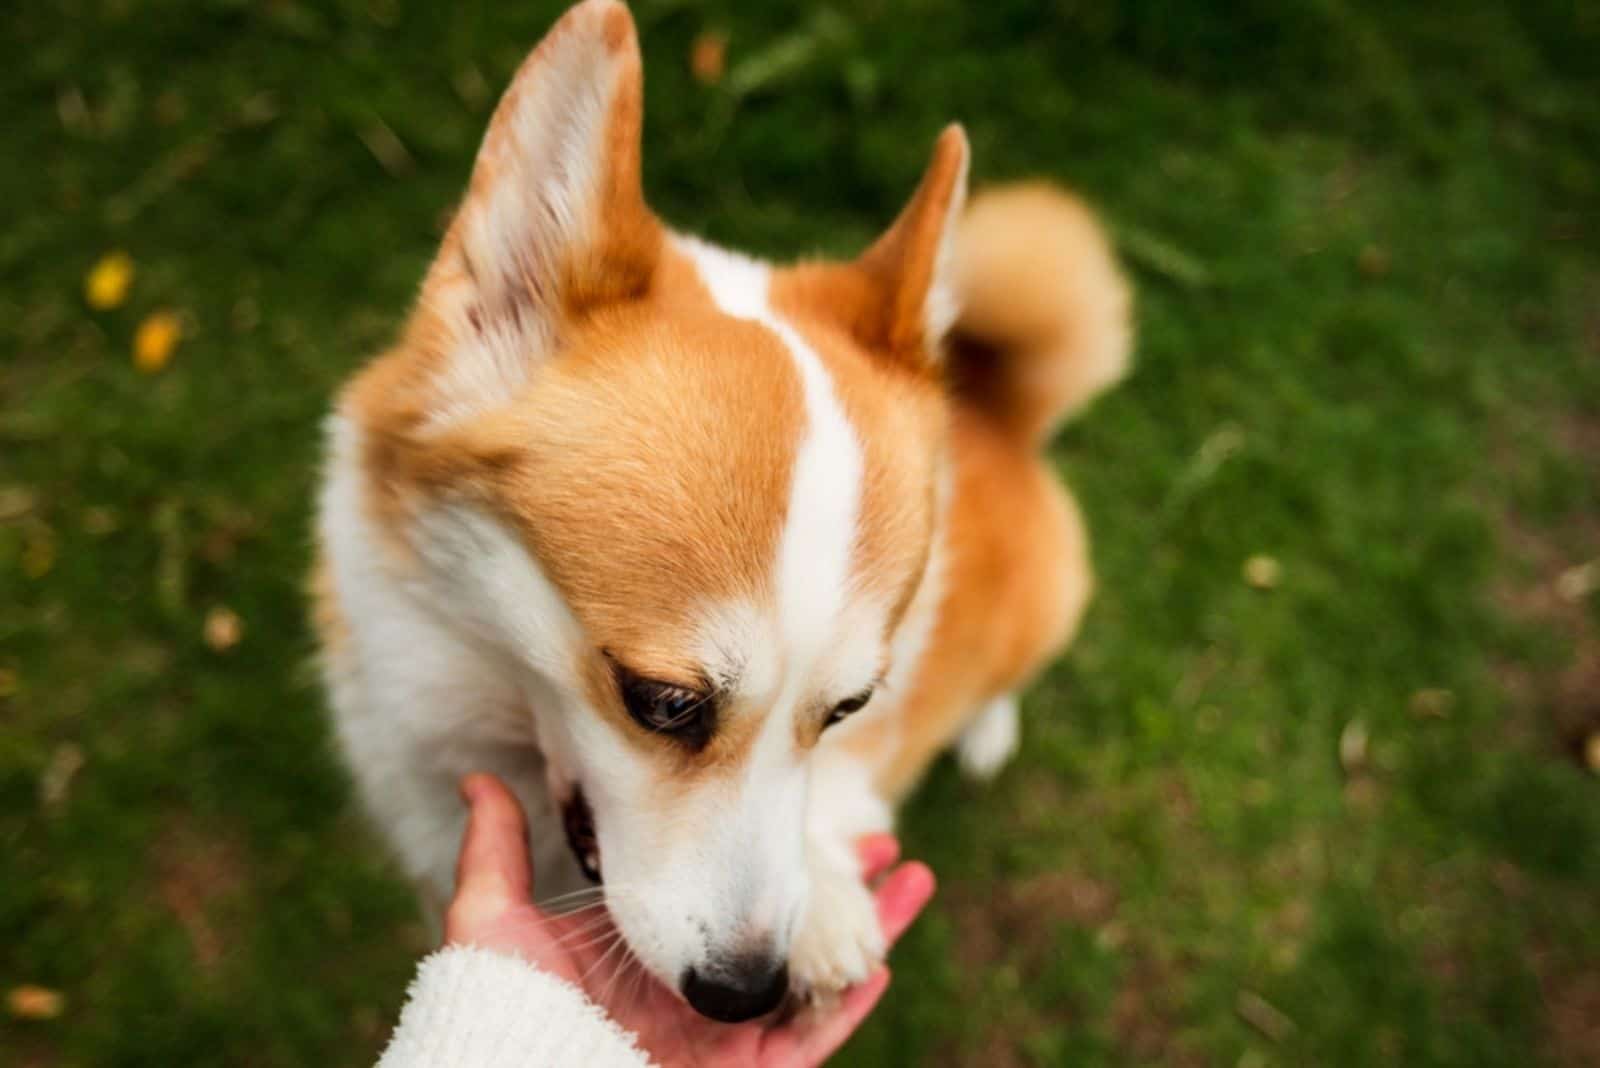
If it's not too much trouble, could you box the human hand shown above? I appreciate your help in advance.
[444,773,935,1068]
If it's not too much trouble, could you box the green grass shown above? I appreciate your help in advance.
[4,1,1599,1064]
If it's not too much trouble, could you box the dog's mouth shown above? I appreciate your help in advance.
[561,786,602,884]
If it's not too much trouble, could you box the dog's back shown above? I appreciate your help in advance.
[840,184,1132,798]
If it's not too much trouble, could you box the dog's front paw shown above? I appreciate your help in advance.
[789,864,885,997]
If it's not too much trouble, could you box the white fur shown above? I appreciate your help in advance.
[675,236,878,703]
[319,415,585,903]
[958,694,1020,781]
[423,2,624,427]
[321,412,809,988]
[922,147,971,350]
[675,235,911,993]
[576,699,810,990]
[789,752,892,990]
[880,475,951,707]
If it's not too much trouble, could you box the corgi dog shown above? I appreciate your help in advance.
[313,0,1129,1024]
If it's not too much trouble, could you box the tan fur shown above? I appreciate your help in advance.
[765,286,947,631]
[949,183,1132,444]
[854,125,969,359]
[306,557,349,658]
[847,406,1094,798]
[766,128,967,635]
[771,180,1129,800]
[314,0,1130,875]
[457,297,804,675]
[351,247,809,771]
[345,0,664,564]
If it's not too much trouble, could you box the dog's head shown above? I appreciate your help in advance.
[356,0,966,1019]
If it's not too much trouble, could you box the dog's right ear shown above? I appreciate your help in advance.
[414,0,660,420]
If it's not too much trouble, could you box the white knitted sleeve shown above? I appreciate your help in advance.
[377,945,657,1068]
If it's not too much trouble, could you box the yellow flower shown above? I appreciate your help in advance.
[134,310,182,373]
[85,251,135,310]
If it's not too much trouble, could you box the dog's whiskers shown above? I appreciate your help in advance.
[577,930,629,990]
[545,882,640,919]
[553,908,620,940]
[561,927,624,959]
[621,951,654,1017]
[538,886,608,910]
[596,938,644,1013]
[545,895,608,918]
[550,918,618,954]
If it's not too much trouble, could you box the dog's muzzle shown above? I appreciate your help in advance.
[561,786,601,883]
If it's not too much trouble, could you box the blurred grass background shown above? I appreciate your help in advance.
[3,0,1599,1064]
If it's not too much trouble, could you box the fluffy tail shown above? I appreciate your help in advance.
[948,183,1132,445]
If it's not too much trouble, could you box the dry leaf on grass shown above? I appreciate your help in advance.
[1556,560,1598,603]
[204,606,243,651]
[7,985,64,1020]
[83,506,119,536]
[1236,989,1295,1042]
[1243,554,1282,589]
[40,743,86,809]
[453,65,489,109]
[1339,718,1369,776]
[358,117,413,176]
[1409,688,1455,719]
[0,485,37,521]
[690,31,728,85]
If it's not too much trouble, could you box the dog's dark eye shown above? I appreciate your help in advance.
[615,667,714,747]
[825,688,874,728]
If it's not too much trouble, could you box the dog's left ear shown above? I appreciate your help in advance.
[853,124,970,363]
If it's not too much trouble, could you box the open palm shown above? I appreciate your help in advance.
[445,774,935,1068]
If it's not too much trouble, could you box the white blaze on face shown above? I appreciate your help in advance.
[675,236,876,696]
[584,236,881,979]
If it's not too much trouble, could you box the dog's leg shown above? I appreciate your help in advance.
[323,595,574,911]
[790,754,892,996]
[956,693,1020,782]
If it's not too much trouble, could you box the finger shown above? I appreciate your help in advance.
[873,861,935,947]
[855,834,900,882]
[447,774,533,937]
[789,968,892,1065]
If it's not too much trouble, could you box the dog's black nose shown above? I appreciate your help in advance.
[680,957,789,1023]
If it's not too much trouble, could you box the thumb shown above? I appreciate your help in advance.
[446,773,534,941]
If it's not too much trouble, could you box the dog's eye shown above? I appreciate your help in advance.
[825,688,874,728]
[616,668,714,746]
